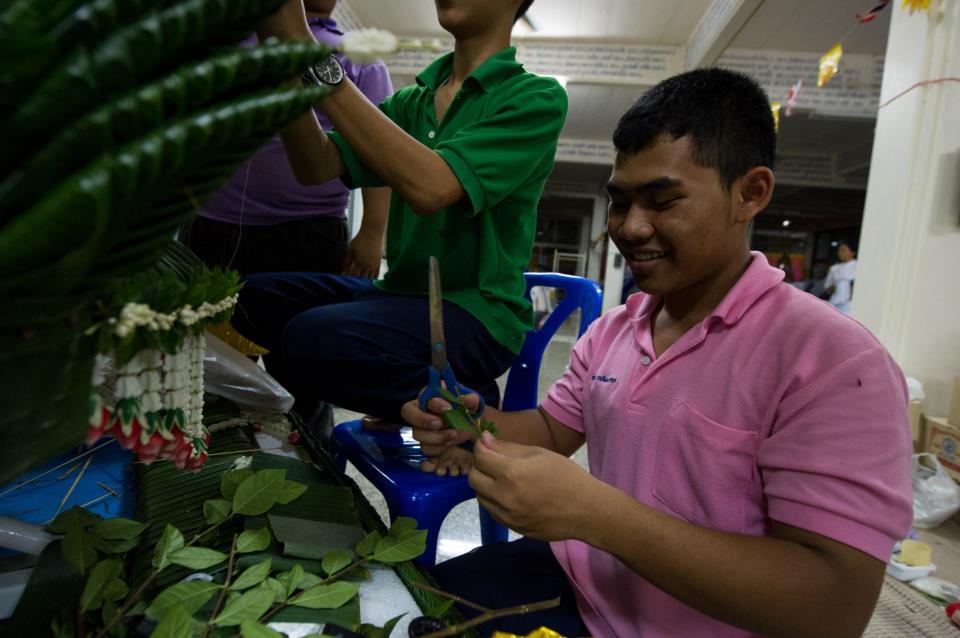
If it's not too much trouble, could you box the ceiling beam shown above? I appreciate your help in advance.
[685,0,764,70]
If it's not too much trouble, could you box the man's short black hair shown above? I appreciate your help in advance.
[515,0,535,22]
[612,68,776,190]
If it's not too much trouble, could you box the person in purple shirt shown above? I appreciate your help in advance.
[182,0,393,277]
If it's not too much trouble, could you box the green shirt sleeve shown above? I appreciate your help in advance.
[327,91,402,189]
[434,77,567,216]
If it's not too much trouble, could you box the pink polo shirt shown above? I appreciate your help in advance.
[541,253,912,638]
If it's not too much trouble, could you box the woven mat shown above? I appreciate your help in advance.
[864,576,959,637]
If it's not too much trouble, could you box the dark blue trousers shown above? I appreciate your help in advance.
[430,538,589,636]
[232,273,515,424]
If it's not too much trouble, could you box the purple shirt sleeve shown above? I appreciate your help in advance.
[200,22,394,226]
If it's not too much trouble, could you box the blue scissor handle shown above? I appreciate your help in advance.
[419,363,486,416]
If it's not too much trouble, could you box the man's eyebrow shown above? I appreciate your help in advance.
[605,177,683,196]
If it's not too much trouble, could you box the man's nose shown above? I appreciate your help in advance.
[618,205,655,241]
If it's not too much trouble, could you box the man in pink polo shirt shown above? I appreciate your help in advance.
[404,68,913,637]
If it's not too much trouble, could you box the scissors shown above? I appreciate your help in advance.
[418,256,486,416]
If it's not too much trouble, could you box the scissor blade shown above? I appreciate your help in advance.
[429,256,447,371]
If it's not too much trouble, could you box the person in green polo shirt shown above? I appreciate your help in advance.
[234,0,567,449]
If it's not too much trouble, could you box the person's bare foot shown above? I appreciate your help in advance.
[360,415,403,432]
[420,446,474,477]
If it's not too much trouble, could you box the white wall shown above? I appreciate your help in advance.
[853,3,960,415]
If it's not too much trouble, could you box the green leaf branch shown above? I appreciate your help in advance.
[92,469,306,638]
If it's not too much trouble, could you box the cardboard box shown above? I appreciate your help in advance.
[909,399,924,453]
[949,377,960,427]
[925,415,960,481]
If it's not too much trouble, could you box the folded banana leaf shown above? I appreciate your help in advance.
[0,41,330,216]
[0,0,289,167]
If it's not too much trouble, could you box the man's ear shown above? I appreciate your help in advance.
[733,166,775,224]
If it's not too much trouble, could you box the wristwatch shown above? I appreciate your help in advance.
[301,53,345,87]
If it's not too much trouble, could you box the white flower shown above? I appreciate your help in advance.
[115,375,143,399]
[141,370,163,391]
[232,456,253,471]
[341,28,398,64]
[141,391,163,413]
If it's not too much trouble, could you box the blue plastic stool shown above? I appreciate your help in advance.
[331,273,603,565]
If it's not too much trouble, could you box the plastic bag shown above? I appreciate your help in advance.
[203,332,295,413]
[913,453,960,529]
[906,376,926,401]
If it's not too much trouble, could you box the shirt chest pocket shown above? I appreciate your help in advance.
[652,399,758,534]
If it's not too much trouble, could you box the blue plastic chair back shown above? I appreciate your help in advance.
[331,272,602,565]
[502,272,603,411]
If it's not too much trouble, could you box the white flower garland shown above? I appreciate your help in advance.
[112,294,239,338]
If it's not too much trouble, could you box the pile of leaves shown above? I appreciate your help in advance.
[6,467,430,637]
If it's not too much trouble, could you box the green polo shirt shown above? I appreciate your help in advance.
[329,47,567,353]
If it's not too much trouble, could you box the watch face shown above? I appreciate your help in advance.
[315,55,344,85]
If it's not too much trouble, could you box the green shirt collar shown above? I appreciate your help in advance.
[416,46,522,93]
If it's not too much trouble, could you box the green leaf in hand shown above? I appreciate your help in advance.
[230,559,272,591]
[145,581,220,621]
[236,527,271,553]
[275,480,308,505]
[152,524,185,571]
[321,549,352,577]
[168,547,228,570]
[203,498,232,525]
[289,581,359,609]
[212,584,275,626]
[239,620,284,638]
[80,559,122,611]
[440,407,478,434]
[233,469,286,516]
[479,420,499,436]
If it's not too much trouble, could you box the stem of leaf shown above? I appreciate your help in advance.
[95,517,232,638]
[258,557,371,624]
[93,572,159,638]
[409,581,491,613]
[203,533,238,638]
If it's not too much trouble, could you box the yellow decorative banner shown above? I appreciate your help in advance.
[770,101,782,133]
[902,0,931,13]
[818,43,843,87]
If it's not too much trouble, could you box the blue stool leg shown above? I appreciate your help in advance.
[479,505,509,544]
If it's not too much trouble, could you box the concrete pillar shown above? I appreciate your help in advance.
[853,2,960,414]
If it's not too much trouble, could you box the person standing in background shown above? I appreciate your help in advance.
[824,243,857,313]
[182,0,393,277]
